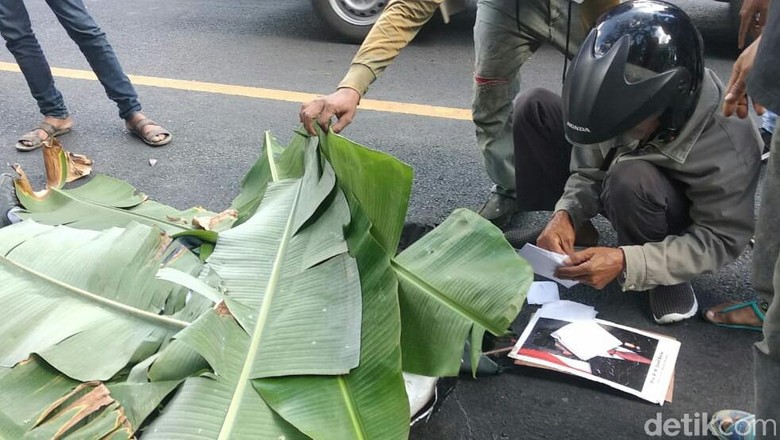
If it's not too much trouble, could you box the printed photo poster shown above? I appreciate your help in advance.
[509,313,680,405]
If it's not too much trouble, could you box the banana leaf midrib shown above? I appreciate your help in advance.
[266,132,280,183]
[47,187,192,232]
[337,376,368,440]
[0,254,189,329]
[390,260,506,335]
[218,179,302,440]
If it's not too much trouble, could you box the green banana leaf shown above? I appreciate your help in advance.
[186,133,529,438]
[230,131,310,225]
[231,129,412,254]
[141,310,310,440]
[0,357,179,439]
[206,146,361,375]
[254,192,410,440]
[393,208,533,377]
[0,128,533,439]
[0,221,197,381]
[275,130,309,179]
[229,132,275,226]
[250,131,415,439]
[315,130,530,378]
[142,145,363,438]
[319,130,413,255]
[16,174,235,235]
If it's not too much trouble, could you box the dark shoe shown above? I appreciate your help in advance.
[477,191,518,228]
[503,225,545,248]
[0,174,20,227]
[760,128,772,163]
[397,221,437,253]
[574,219,600,248]
[649,282,698,324]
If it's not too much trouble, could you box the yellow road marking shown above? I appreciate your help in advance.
[0,62,472,121]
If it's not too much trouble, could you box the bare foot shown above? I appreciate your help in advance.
[125,112,171,145]
[16,115,74,151]
[703,300,766,328]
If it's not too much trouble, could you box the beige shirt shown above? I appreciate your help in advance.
[338,0,619,96]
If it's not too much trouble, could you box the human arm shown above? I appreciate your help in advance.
[301,0,443,135]
[339,0,442,94]
[737,0,769,49]
[617,127,760,291]
[537,143,606,254]
[723,35,765,118]
[550,145,624,290]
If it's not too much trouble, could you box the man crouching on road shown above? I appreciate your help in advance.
[511,0,762,324]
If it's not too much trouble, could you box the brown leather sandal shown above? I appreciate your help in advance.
[126,118,172,147]
[15,121,72,152]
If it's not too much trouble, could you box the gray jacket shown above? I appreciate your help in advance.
[554,69,762,291]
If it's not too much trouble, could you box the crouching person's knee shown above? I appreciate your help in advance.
[602,160,660,209]
[602,160,690,244]
[512,88,562,130]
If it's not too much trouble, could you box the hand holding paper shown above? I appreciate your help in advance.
[536,211,576,255]
[555,247,626,289]
[517,244,579,288]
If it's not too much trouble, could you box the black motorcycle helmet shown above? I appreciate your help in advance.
[562,0,704,145]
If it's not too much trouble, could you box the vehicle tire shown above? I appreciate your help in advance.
[311,0,388,43]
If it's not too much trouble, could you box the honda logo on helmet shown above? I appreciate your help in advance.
[567,122,591,133]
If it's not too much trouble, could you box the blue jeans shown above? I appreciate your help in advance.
[0,0,141,120]
[762,109,777,133]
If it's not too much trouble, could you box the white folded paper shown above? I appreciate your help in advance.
[517,244,579,288]
[537,300,598,322]
[551,321,622,361]
[527,281,561,305]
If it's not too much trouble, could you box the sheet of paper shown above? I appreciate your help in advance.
[509,312,680,405]
[517,244,579,288]
[527,281,560,305]
[551,321,622,361]
[537,300,598,322]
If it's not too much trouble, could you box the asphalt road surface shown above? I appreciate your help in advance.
[0,0,766,439]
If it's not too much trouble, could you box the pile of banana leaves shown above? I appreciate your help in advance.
[0,130,531,439]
